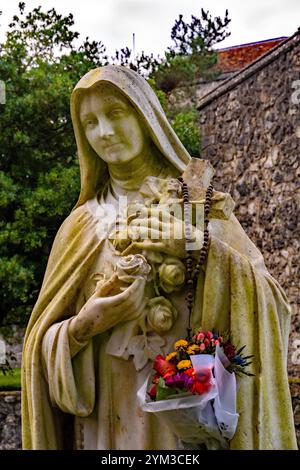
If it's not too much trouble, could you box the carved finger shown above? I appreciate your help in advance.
[96,273,122,297]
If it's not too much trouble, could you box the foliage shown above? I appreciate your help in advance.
[169,108,201,157]
[0,3,230,326]
[0,3,105,325]
[153,10,230,92]
[0,368,21,391]
[113,9,231,92]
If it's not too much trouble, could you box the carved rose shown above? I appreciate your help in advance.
[115,254,151,283]
[158,257,186,293]
[147,296,178,334]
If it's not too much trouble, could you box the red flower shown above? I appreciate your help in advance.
[153,355,177,379]
[224,342,236,361]
[148,384,157,400]
[152,373,161,384]
[184,368,195,377]
[190,368,213,395]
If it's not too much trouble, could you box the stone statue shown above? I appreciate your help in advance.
[22,65,297,450]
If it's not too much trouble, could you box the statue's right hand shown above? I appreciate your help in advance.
[69,277,146,343]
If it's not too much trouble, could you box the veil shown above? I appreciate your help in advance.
[70,65,191,207]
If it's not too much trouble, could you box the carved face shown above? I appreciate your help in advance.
[79,84,147,164]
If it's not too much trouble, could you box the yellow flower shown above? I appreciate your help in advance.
[187,344,200,355]
[177,360,192,370]
[174,339,189,350]
[166,352,177,362]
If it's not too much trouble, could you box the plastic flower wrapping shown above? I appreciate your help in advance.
[137,330,254,450]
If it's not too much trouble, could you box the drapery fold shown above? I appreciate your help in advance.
[22,204,297,449]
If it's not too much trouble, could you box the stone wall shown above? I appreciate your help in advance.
[291,382,300,446]
[195,32,300,377]
[168,32,300,447]
[0,384,298,450]
[0,392,21,449]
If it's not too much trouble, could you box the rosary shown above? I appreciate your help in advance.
[177,176,214,340]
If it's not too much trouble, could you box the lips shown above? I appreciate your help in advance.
[104,142,122,149]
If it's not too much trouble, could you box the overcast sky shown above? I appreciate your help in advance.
[0,0,299,56]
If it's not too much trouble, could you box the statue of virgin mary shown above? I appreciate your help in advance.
[21,65,297,450]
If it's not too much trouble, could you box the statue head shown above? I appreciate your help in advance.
[71,65,191,206]
[79,82,149,166]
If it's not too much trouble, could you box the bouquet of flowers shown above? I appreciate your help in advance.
[137,330,253,450]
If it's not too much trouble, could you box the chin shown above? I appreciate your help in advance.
[104,151,139,165]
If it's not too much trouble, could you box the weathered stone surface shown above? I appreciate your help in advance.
[290,382,300,447]
[0,392,21,450]
[196,33,300,382]
[1,37,300,450]
[176,33,300,447]
[0,383,298,449]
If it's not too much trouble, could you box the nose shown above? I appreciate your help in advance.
[97,116,114,139]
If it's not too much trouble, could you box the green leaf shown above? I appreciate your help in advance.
[156,377,175,401]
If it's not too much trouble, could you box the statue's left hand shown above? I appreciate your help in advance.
[127,207,203,258]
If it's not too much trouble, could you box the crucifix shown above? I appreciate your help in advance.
[110,158,235,256]
[181,158,235,221]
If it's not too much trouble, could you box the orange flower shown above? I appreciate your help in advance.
[166,352,177,362]
[177,360,192,370]
[187,344,200,355]
[174,339,189,350]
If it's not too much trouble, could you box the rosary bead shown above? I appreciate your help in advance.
[181,177,213,338]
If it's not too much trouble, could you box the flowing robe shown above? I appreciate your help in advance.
[21,190,297,450]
